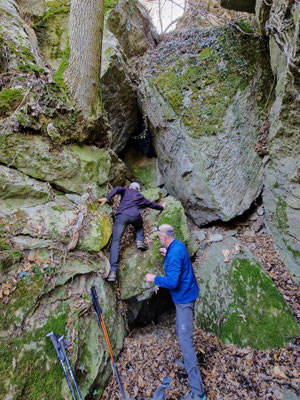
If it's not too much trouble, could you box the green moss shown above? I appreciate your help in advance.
[0,308,70,400]
[150,26,270,137]
[0,88,24,118]
[34,0,70,28]
[104,0,120,14]
[53,37,70,87]
[18,63,44,75]
[0,273,44,329]
[220,258,299,349]
[275,195,289,233]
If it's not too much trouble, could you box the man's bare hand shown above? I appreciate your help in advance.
[159,247,167,257]
[97,198,108,206]
[145,273,156,283]
[161,201,167,208]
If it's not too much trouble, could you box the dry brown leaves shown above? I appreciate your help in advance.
[101,312,299,400]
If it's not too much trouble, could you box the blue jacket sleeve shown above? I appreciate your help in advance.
[106,186,125,201]
[154,254,182,290]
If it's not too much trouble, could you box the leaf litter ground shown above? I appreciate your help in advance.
[101,214,299,400]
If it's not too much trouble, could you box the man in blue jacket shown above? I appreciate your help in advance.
[98,182,166,282]
[146,224,206,400]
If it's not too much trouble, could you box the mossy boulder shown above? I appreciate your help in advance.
[124,147,162,189]
[0,165,52,211]
[0,194,112,253]
[0,249,125,399]
[0,133,125,195]
[194,237,299,349]
[118,194,190,300]
[138,25,273,226]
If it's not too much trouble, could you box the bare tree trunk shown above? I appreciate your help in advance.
[65,0,104,116]
[158,0,164,33]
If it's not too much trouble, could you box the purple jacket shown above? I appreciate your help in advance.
[106,186,164,217]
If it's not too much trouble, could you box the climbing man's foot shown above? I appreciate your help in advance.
[106,271,116,282]
[179,391,206,400]
[136,240,148,251]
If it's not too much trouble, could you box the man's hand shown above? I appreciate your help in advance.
[161,201,167,208]
[145,273,156,283]
[97,198,108,206]
[159,247,167,257]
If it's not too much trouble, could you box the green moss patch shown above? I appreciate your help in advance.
[146,25,271,138]
[221,258,299,349]
[0,88,24,118]
[0,308,70,400]
[34,0,70,28]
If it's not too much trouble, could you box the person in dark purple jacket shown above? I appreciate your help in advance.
[98,182,166,281]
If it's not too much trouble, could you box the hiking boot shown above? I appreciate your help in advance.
[173,358,185,369]
[106,271,116,282]
[136,240,148,251]
[179,392,206,400]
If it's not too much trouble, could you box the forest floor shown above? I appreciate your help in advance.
[101,210,300,400]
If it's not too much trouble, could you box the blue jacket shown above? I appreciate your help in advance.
[154,239,199,304]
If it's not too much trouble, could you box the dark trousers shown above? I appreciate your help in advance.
[110,213,144,272]
[175,302,205,396]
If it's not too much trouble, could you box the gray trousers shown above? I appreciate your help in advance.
[175,302,205,396]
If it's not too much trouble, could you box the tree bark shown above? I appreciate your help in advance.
[65,0,104,116]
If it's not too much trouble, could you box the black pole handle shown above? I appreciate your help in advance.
[91,286,102,315]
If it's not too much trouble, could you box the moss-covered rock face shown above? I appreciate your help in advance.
[118,194,190,299]
[138,25,273,225]
[194,238,299,349]
[260,0,300,285]
[0,133,125,195]
[123,147,162,189]
[0,192,112,254]
[0,249,125,399]
[34,0,70,69]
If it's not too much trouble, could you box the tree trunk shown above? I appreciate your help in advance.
[65,0,104,116]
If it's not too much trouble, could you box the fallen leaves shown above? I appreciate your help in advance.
[100,311,300,399]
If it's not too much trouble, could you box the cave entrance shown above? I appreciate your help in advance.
[126,288,174,329]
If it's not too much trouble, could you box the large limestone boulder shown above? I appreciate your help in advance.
[101,21,139,154]
[138,26,273,225]
[194,237,299,349]
[260,0,300,284]
[0,249,125,399]
[106,0,158,58]
[0,166,113,253]
[0,132,125,196]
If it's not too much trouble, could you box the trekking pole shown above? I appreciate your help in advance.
[58,335,83,400]
[91,286,128,400]
[46,332,79,400]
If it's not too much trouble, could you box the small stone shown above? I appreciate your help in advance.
[194,230,206,242]
[257,206,265,216]
[208,233,223,242]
